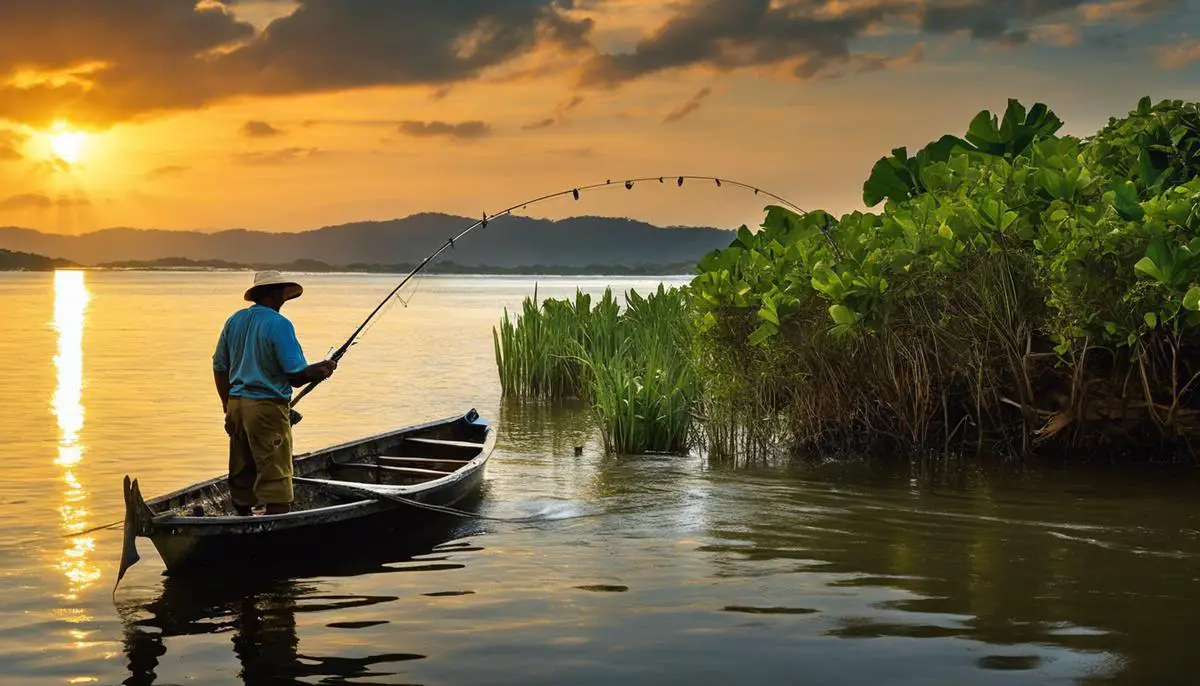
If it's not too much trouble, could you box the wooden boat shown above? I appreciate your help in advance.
[119,408,495,579]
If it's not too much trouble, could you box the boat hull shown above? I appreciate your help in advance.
[149,465,487,574]
[120,409,495,578]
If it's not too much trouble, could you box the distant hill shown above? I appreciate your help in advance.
[99,257,699,276]
[0,248,77,271]
[0,213,736,268]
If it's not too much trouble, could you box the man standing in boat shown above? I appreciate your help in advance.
[212,271,337,516]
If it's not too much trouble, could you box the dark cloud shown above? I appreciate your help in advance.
[241,120,284,137]
[0,0,1189,125]
[398,120,493,138]
[236,147,323,165]
[580,0,881,86]
[578,0,1187,87]
[0,193,91,211]
[523,118,557,130]
[663,87,713,123]
[0,0,591,126]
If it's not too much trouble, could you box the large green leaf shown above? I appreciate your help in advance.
[829,304,857,326]
[964,99,1063,158]
[1112,180,1146,221]
[1183,286,1200,311]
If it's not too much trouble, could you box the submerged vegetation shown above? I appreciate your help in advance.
[496,96,1200,462]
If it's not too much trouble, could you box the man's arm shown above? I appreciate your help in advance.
[272,318,337,387]
[214,369,231,410]
[213,322,231,411]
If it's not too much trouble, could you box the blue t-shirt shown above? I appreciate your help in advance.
[212,305,309,400]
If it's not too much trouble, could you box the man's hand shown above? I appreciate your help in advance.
[287,359,338,388]
[313,359,337,379]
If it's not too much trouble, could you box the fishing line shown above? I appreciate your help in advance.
[293,477,667,524]
[58,483,658,541]
[73,176,805,541]
[289,173,810,409]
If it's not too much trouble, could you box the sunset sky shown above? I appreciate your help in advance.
[0,0,1197,235]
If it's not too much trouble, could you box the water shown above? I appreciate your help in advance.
[1,270,1199,686]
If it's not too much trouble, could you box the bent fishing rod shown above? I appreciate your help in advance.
[287,174,810,410]
[62,175,809,541]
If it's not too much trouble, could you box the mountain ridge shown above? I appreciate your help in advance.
[0,213,736,268]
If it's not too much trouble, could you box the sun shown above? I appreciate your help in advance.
[49,127,87,165]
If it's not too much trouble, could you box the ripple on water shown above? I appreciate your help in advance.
[977,654,1045,671]
[3,273,1200,686]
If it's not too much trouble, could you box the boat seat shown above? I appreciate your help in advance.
[336,463,454,477]
[404,437,485,449]
[377,455,470,466]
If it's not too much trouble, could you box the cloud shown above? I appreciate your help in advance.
[579,0,907,86]
[236,146,323,165]
[1032,23,1083,46]
[0,129,25,161]
[849,41,926,75]
[1153,36,1200,68]
[577,0,1186,87]
[1080,0,1184,23]
[522,95,586,130]
[145,164,191,178]
[0,193,91,211]
[0,0,1190,126]
[0,0,593,127]
[398,120,493,139]
[241,120,284,137]
[547,146,598,157]
[663,86,713,123]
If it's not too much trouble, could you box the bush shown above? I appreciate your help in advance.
[690,96,1200,460]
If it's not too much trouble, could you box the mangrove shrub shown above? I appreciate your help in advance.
[691,96,1200,460]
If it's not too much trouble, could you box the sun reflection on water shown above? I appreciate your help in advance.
[51,270,100,602]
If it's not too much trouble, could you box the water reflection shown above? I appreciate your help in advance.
[52,270,99,602]
[695,465,1200,684]
[118,519,483,685]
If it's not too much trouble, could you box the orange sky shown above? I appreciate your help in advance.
[0,0,1197,234]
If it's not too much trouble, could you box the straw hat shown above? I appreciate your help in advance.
[244,270,304,302]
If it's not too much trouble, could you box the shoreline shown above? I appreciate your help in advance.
[2,265,698,277]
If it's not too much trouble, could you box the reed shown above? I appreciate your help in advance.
[578,285,697,454]
[494,283,698,454]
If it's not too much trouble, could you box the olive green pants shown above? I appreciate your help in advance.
[225,396,294,507]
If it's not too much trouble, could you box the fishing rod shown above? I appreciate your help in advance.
[61,175,809,541]
[287,174,811,410]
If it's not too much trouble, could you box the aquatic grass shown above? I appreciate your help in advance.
[494,286,605,399]
[576,286,698,454]
[494,284,699,454]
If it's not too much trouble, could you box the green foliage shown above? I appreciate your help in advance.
[494,285,698,454]
[691,95,1200,459]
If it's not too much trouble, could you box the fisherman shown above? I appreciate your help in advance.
[212,271,337,515]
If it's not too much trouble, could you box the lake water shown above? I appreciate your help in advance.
[1,270,1199,686]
